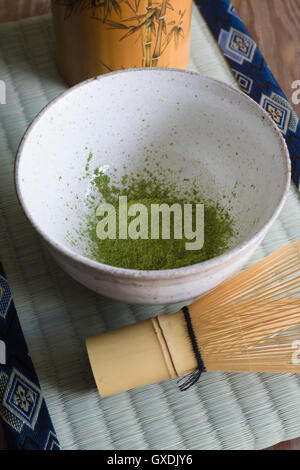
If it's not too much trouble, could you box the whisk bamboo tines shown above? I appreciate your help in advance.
[188,241,300,374]
[86,242,300,397]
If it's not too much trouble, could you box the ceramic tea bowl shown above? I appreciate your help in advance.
[15,69,290,304]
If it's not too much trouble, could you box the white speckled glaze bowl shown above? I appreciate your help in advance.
[15,69,290,304]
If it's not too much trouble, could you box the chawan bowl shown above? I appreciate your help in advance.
[15,69,290,304]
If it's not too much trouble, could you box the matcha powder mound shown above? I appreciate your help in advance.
[79,166,235,271]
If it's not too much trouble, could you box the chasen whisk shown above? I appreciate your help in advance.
[86,241,300,397]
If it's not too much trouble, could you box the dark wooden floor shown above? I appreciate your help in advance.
[233,0,300,118]
[0,0,299,451]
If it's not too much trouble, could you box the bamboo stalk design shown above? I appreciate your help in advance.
[144,0,153,67]
[151,0,167,66]
[55,0,186,68]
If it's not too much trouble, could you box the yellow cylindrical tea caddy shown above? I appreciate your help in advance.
[51,0,193,85]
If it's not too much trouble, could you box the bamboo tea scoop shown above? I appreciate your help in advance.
[86,242,300,397]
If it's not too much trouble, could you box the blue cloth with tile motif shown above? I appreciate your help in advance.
[195,0,300,190]
[0,263,60,450]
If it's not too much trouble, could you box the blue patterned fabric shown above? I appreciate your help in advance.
[195,0,300,190]
[0,263,60,450]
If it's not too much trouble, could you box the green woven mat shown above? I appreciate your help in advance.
[0,7,300,450]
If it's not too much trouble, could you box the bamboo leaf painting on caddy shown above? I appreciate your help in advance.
[54,0,190,74]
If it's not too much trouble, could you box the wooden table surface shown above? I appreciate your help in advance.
[233,0,300,118]
[0,0,299,451]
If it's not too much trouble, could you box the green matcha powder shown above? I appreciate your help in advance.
[76,161,235,271]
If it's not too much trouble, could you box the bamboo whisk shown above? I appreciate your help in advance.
[86,242,300,397]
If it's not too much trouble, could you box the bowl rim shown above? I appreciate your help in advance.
[15,67,291,280]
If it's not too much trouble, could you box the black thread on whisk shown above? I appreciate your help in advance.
[178,306,206,391]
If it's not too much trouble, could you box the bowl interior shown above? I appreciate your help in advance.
[16,69,288,267]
